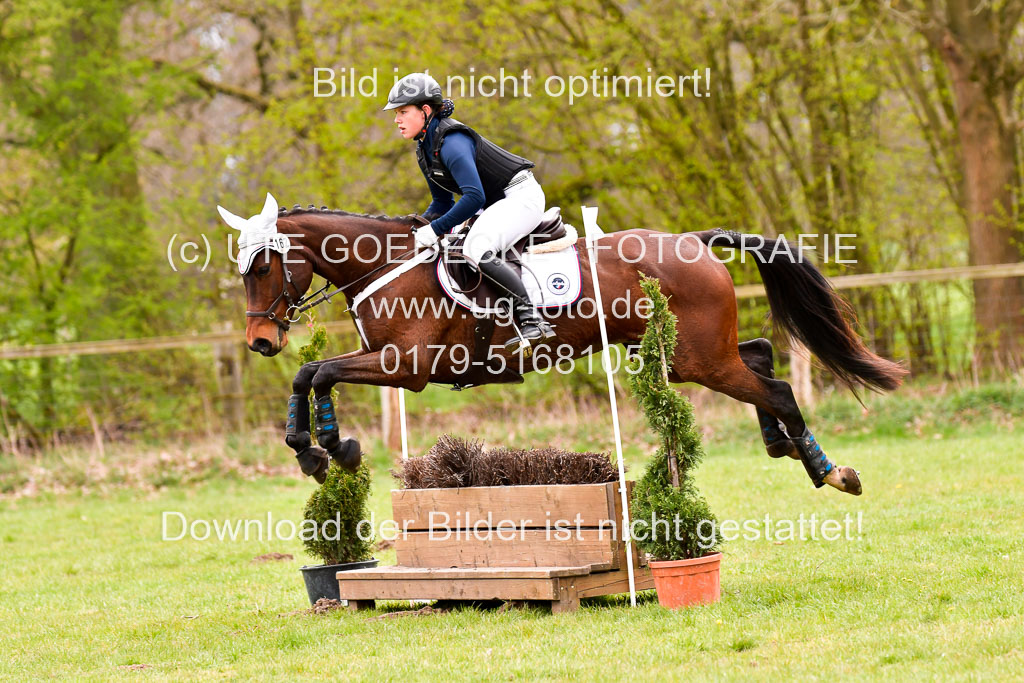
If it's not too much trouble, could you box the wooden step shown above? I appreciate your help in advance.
[339,565,595,580]
[336,564,655,614]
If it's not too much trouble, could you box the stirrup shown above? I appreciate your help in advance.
[506,336,533,356]
[503,320,554,351]
[534,318,556,339]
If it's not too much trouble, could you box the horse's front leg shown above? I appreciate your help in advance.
[287,351,363,482]
[310,346,433,471]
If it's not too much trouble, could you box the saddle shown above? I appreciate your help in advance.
[441,206,575,310]
[431,206,581,390]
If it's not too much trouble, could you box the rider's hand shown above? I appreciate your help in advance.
[413,225,441,249]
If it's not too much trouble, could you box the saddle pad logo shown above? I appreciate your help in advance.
[546,273,569,295]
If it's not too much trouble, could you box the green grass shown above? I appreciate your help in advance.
[2,405,1023,680]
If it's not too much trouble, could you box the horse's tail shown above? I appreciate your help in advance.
[695,229,908,393]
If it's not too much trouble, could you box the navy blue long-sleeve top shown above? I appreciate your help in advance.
[419,117,486,235]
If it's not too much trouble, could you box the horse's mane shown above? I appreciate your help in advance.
[277,204,417,225]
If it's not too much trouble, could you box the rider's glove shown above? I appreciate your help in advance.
[413,225,441,249]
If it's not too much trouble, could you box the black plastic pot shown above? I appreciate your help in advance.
[300,558,378,605]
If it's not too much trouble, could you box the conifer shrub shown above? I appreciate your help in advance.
[297,315,372,565]
[629,274,722,560]
[302,463,373,565]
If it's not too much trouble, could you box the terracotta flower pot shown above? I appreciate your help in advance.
[648,552,721,608]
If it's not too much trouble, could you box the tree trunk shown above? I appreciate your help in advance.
[935,21,1024,370]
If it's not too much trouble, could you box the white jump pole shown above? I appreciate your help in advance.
[397,386,414,606]
[581,205,636,607]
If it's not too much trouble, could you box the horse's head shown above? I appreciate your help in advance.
[217,193,313,356]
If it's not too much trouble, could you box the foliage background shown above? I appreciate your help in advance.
[2,0,1024,446]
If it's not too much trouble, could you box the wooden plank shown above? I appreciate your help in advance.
[574,567,655,599]
[336,567,651,604]
[0,321,358,360]
[337,565,594,580]
[337,577,559,601]
[606,480,635,536]
[394,528,621,569]
[734,261,1024,299]
[391,482,619,530]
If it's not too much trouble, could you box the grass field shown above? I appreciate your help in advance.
[1,382,1023,680]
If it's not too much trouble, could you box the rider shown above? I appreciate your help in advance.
[383,72,554,348]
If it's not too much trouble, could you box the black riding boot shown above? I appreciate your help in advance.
[476,251,554,349]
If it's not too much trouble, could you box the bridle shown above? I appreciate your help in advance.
[245,251,305,332]
[245,219,430,331]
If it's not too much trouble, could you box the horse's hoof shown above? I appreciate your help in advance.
[766,440,798,459]
[312,458,329,485]
[824,466,862,495]
[330,437,361,472]
[296,445,329,480]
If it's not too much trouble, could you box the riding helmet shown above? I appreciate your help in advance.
[382,72,443,110]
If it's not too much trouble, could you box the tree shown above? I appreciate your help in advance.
[883,0,1024,369]
[0,0,177,436]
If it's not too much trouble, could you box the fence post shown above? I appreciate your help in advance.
[215,322,245,433]
[380,386,402,458]
[790,342,814,408]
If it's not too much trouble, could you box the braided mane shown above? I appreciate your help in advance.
[276,203,417,225]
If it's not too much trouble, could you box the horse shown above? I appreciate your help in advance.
[217,194,906,494]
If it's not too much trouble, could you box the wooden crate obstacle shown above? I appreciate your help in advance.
[337,481,652,613]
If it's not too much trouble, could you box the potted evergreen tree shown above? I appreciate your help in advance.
[296,318,377,605]
[299,462,377,605]
[629,274,723,608]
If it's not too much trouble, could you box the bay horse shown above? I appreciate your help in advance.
[218,194,906,495]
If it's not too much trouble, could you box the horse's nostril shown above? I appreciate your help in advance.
[251,338,272,354]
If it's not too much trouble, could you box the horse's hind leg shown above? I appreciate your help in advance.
[738,339,798,460]
[676,352,862,495]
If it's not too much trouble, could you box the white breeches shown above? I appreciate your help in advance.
[462,170,545,266]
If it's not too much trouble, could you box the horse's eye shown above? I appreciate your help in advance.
[256,265,271,277]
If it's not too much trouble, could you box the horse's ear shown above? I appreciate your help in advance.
[217,205,248,232]
[260,192,279,227]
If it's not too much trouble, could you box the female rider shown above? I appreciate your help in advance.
[384,72,554,348]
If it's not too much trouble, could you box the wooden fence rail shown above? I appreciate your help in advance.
[2,261,1022,361]
[0,322,356,360]
[733,261,1024,298]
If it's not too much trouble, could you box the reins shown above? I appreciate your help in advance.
[289,244,422,319]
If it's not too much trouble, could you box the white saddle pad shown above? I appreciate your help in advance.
[436,243,582,315]
[520,246,582,308]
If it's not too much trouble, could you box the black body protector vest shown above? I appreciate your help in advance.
[416,118,535,207]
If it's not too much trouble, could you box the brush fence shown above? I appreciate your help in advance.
[337,481,652,613]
